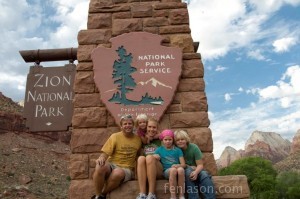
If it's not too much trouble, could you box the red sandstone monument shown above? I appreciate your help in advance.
[69,0,250,198]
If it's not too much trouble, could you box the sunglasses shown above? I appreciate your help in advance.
[120,114,133,120]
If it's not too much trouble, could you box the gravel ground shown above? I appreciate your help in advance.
[0,131,70,199]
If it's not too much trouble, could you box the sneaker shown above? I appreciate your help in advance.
[146,193,157,199]
[136,193,147,199]
[91,195,106,199]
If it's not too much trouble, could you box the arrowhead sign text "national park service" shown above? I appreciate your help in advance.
[92,32,182,123]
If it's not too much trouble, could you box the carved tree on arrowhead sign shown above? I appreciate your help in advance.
[109,46,137,105]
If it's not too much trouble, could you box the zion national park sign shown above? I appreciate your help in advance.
[92,32,182,123]
[23,64,75,132]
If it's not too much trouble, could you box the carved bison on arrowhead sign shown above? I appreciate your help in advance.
[92,32,182,124]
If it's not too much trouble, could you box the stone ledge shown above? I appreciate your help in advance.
[107,175,250,199]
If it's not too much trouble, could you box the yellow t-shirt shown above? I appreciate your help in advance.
[101,131,142,170]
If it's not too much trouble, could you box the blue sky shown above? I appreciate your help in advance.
[0,0,299,159]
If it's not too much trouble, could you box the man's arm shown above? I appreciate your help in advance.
[96,152,109,166]
[189,159,204,181]
[194,159,204,173]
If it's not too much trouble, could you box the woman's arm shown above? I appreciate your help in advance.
[153,154,160,160]
[153,132,161,140]
[140,135,148,144]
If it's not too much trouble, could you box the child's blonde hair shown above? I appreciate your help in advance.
[135,113,148,127]
[174,130,190,144]
[147,117,158,126]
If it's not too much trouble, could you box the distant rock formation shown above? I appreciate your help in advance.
[217,130,292,168]
[217,146,242,169]
[291,129,300,154]
[244,131,291,163]
[18,100,24,107]
[0,112,26,133]
[0,92,23,114]
[0,92,25,133]
[274,150,300,173]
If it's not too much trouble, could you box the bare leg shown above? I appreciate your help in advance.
[137,156,147,194]
[169,168,177,199]
[102,168,125,194]
[147,155,163,194]
[177,167,185,198]
[93,163,111,195]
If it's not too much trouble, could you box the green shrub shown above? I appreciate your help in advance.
[276,171,300,199]
[219,157,278,198]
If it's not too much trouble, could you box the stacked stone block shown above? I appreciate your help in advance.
[69,0,250,198]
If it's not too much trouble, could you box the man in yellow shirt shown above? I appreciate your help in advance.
[92,115,142,199]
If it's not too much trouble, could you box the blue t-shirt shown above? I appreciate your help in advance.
[155,146,183,171]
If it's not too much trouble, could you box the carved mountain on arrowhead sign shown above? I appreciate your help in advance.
[137,77,173,89]
[92,32,182,123]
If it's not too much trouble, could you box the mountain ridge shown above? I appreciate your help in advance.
[217,130,299,171]
[0,92,23,115]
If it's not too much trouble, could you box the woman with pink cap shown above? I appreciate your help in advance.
[153,129,186,199]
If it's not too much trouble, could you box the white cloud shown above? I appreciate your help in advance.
[0,0,88,101]
[224,93,232,101]
[282,65,300,92]
[48,0,89,48]
[259,85,280,99]
[188,0,300,61]
[189,0,251,60]
[280,97,291,108]
[273,37,297,53]
[250,0,300,11]
[249,0,284,13]
[246,88,259,95]
[0,1,42,33]
[247,49,266,60]
[250,102,256,108]
[0,72,26,101]
[215,65,227,72]
[258,65,300,108]
[238,87,244,92]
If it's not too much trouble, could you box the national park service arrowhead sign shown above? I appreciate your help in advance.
[92,32,182,123]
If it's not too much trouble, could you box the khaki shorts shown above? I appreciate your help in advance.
[110,163,133,182]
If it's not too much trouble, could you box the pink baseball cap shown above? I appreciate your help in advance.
[159,129,174,140]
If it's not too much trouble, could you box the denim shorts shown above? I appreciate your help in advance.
[163,168,171,179]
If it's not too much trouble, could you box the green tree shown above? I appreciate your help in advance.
[111,46,137,104]
[276,171,300,199]
[219,157,278,199]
